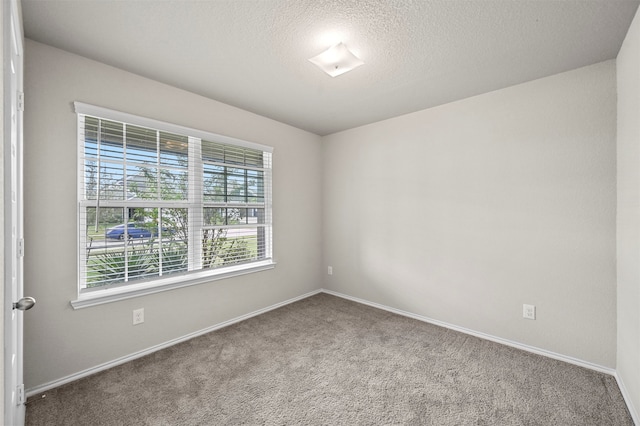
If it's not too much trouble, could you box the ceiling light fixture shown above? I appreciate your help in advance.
[308,42,364,77]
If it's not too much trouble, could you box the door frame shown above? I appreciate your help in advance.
[3,0,25,424]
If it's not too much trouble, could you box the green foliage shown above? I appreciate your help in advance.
[158,242,189,273]
[202,230,254,268]
[202,229,228,268]
[88,234,255,287]
[220,237,252,265]
[88,243,157,287]
[88,239,191,287]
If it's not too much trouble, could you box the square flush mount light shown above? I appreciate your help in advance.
[308,42,364,77]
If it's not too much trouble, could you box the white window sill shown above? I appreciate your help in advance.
[70,260,276,309]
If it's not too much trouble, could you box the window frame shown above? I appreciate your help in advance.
[72,102,275,309]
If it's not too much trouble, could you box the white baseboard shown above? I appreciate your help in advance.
[321,289,616,376]
[615,371,640,425]
[25,289,323,398]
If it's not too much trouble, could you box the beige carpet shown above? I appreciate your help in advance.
[26,293,632,425]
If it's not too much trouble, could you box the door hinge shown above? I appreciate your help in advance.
[18,91,24,112]
[17,384,25,405]
[18,238,24,257]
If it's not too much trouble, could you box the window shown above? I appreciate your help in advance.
[74,103,273,307]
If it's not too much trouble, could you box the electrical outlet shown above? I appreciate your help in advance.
[133,308,144,325]
[523,304,536,320]
[328,266,333,275]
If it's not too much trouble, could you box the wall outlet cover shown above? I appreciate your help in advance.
[523,304,536,320]
[133,308,144,325]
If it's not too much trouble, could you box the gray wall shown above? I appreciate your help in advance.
[617,6,640,418]
[23,40,323,389]
[322,61,617,367]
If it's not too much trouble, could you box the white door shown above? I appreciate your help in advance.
[4,0,29,424]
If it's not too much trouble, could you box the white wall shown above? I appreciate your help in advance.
[23,40,323,390]
[322,61,617,367]
[617,6,640,420]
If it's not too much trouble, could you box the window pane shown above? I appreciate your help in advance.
[204,207,226,225]
[126,208,162,280]
[202,227,262,269]
[84,116,99,150]
[99,161,125,200]
[85,207,124,243]
[247,170,264,203]
[159,169,188,201]
[159,208,188,275]
[84,116,99,159]
[159,132,188,168]
[84,161,98,200]
[203,164,225,202]
[124,167,188,201]
[160,208,188,245]
[226,168,246,202]
[248,208,265,224]
[203,208,257,225]
[83,119,127,201]
[99,120,124,161]
[85,208,160,287]
[85,207,126,287]
[126,125,157,165]
[203,207,249,226]
[127,165,157,199]
[227,208,247,224]
[126,208,159,280]
[126,243,159,281]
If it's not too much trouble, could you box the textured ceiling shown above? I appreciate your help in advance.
[22,0,640,136]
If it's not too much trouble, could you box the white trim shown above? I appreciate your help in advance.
[321,289,617,376]
[76,116,85,291]
[28,289,323,397]
[615,372,640,425]
[71,260,276,309]
[73,102,273,153]
[188,136,202,271]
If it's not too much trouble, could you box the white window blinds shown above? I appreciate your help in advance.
[76,103,273,294]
